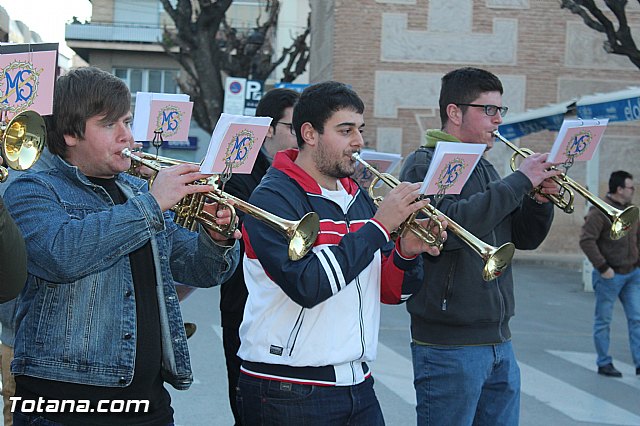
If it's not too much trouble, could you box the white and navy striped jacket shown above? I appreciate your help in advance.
[238,149,424,386]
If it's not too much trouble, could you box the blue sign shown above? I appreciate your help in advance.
[498,113,566,140]
[274,83,309,93]
[577,96,640,123]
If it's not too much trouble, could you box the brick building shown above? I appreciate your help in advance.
[309,0,640,262]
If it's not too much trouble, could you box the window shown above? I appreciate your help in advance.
[113,68,180,108]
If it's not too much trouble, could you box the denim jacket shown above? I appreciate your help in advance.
[3,155,239,390]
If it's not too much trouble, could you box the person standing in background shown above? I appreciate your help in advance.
[579,170,639,378]
[218,87,300,425]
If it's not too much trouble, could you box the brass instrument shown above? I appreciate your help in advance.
[121,148,320,261]
[492,130,639,240]
[0,110,46,182]
[352,153,515,281]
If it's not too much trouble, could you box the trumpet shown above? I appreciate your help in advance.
[352,153,515,281]
[121,148,319,261]
[0,110,46,182]
[492,130,639,240]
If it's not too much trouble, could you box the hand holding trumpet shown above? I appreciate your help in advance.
[400,215,448,257]
[514,152,563,204]
[148,163,241,242]
[372,181,447,257]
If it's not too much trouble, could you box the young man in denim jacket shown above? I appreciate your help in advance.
[3,67,240,425]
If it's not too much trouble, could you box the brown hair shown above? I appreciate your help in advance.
[47,67,131,156]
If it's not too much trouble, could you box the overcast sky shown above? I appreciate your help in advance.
[0,0,93,55]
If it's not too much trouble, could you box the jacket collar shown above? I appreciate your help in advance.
[272,149,359,196]
[423,129,461,148]
[605,193,631,209]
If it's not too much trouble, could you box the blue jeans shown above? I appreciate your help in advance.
[236,373,384,425]
[593,267,640,368]
[13,412,63,426]
[411,341,520,426]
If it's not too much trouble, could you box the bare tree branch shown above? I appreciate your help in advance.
[559,0,640,68]
[161,0,311,133]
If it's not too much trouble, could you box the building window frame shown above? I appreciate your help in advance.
[113,67,180,102]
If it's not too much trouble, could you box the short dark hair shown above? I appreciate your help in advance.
[47,67,131,157]
[439,67,503,126]
[255,88,300,134]
[292,81,364,148]
[609,170,633,193]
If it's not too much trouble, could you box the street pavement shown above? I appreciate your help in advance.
[170,260,640,426]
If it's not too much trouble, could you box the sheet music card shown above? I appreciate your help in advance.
[0,42,59,117]
[200,113,272,175]
[132,92,193,142]
[420,142,486,195]
[352,150,402,188]
[548,118,609,164]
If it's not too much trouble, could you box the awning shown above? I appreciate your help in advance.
[498,100,576,139]
[576,87,640,123]
[497,86,640,139]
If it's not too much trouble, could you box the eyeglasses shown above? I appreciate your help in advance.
[276,122,295,136]
[456,103,509,117]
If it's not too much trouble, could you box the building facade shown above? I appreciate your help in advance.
[65,0,309,161]
[309,0,640,261]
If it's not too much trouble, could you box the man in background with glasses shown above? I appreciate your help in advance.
[580,170,639,379]
[218,87,300,425]
[399,67,561,426]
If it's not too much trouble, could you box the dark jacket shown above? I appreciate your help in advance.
[399,131,554,345]
[219,150,271,328]
[579,194,639,274]
[0,197,26,303]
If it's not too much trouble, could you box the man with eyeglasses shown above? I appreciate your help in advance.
[580,170,640,379]
[218,87,300,425]
[399,67,561,426]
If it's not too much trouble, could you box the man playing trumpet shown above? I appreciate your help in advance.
[399,67,561,426]
[237,81,445,425]
[3,67,239,425]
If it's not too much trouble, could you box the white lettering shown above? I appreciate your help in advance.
[9,398,150,414]
[9,396,21,412]
[625,99,640,121]
[21,399,35,412]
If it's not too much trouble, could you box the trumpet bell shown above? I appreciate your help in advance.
[1,110,46,181]
[611,205,639,240]
[289,212,320,261]
[483,243,516,281]
[120,148,320,260]
[493,130,639,239]
[352,152,515,281]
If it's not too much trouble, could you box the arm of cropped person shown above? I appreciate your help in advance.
[0,197,27,302]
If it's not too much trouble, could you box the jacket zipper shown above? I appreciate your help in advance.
[286,307,305,356]
[441,254,458,310]
[345,214,366,360]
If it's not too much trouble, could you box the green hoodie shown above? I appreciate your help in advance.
[423,129,461,148]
